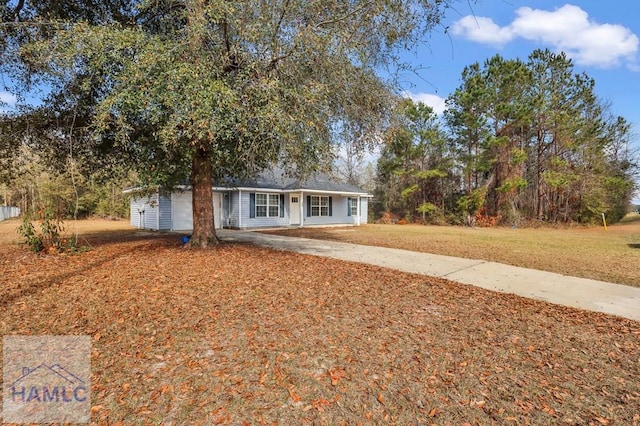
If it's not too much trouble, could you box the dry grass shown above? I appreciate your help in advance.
[263,214,640,287]
[0,217,133,246]
[1,219,639,424]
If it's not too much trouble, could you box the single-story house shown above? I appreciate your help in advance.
[126,170,371,231]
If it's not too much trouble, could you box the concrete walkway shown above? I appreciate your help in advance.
[218,229,640,322]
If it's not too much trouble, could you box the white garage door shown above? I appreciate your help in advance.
[172,191,193,231]
[212,192,222,229]
[172,191,222,231]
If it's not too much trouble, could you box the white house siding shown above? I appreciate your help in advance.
[131,189,369,230]
[130,194,160,230]
[239,191,290,229]
[228,191,241,228]
[229,191,290,229]
[302,194,352,226]
[219,192,231,228]
[158,194,172,230]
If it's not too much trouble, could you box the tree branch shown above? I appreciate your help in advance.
[313,1,374,29]
[12,0,25,22]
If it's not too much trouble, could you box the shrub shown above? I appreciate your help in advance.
[474,208,502,227]
[17,209,81,254]
[377,211,400,224]
[17,216,44,253]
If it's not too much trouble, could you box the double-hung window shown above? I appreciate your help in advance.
[310,196,329,217]
[255,193,280,217]
[349,197,358,216]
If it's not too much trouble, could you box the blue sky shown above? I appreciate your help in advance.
[3,2,637,128]
[402,0,640,134]
[400,1,640,201]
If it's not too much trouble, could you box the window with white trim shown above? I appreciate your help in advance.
[311,196,329,216]
[255,193,280,217]
[349,197,358,216]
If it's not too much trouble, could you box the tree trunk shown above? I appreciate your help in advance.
[191,147,217,247]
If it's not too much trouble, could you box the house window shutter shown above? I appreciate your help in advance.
[280,194,285,217]
[329,197,333,216]
[306,196,311,217]
[249,193,255,218]
[347,197,352,216]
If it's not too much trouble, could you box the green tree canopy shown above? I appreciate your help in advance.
[443,49,637,224]
[2,0,461,246]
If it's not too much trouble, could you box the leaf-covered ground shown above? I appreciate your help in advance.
[1,221,639,424]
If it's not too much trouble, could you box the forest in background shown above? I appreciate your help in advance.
[0,143,134,219]
[372,49,638,226]
[2,49,637,225]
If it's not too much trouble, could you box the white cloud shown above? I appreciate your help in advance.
[403,92,447,115]
[452,4,639,69]
[0,91,17,106]
[451,15,514,47]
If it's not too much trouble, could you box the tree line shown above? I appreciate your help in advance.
[1,2,635,229]
[374,49,637,225]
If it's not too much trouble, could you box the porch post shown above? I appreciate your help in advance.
[356,196,361,226]
[299,191,304,228]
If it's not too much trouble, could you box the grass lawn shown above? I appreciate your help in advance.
[1,219,639,424]
[264,214,640,287]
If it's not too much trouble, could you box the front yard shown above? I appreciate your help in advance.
[1,219,639,424]
[264,216,640,287]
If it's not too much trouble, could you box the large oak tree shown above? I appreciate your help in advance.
[2,0,460,246]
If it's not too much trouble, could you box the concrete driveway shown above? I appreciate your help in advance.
[218,229,640,322]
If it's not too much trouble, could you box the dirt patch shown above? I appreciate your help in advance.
[1,222,639,424]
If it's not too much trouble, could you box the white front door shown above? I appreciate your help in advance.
[289,193,301,225]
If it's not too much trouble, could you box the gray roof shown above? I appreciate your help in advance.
[224,168,369,194]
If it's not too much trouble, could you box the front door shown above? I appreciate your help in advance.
[289,194,301,225]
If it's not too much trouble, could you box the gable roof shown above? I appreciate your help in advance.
[124,168,371,196]
[229,168,369,195]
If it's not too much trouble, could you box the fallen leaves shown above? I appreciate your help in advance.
[1,227,639,424]
[329,367,347,386]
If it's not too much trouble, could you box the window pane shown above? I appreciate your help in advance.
[256,206,267,217]
[311,206,320,216]
[256,193,267,205]
[320,206,329,216]
[269,194,279,205]
[269,206,279,217]
[320,197,328,206]
[311,196,319,207]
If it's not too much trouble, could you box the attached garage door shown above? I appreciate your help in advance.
[172,191,193,231]
[212,193,222,229]
[172,191,222,231]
